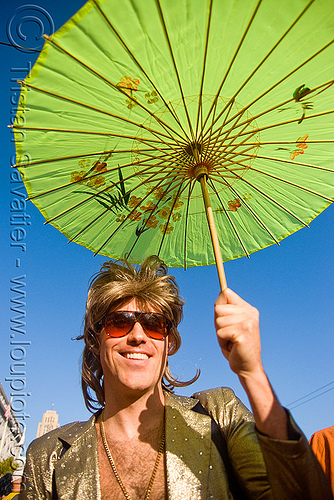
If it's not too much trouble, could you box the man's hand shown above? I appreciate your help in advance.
[215,288,288,439]
[214,288,263,377]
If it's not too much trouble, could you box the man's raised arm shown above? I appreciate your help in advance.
[215,288,288,439]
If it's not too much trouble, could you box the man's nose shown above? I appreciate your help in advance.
[127,320,146,342]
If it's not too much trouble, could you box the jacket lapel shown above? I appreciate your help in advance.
[165,392,213,500]
[53,416,101,500]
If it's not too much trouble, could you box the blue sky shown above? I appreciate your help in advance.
[1,0,333,453]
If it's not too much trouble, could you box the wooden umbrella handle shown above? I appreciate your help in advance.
[199,175,227,291]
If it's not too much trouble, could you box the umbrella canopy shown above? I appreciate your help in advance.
[13,0,334,287]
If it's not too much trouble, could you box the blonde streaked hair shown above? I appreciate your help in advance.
[79,255,199,412]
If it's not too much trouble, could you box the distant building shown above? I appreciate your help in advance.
[0,381,25,490]
[36,409,60,438]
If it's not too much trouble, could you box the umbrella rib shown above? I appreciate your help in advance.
[225,139,334,147]
[204,122,257,170]
[183,181,196,270]
[91,0,191,142]
[202,98,236,164]
[12,124,189,171]
[156,183,185,258]
[11,140,172,169]
[211,169,310,228]
[11,146,115,169]
[18,82,177,142]
[207,179,250,257]
[238,152,334,172]
[211,173,280,245]
[195,0,213,140]
[205,127,259,168]
[42,36,187,143]
[201,0,263,136]
[155,0,195,141]
[202,124,259,167]
[206,80,334,144]
[134,139,206,173]
[135,149,191,173]
[231,162,334,201]
[209,109,334,145]
[201,0,316,139]
[95,174,184,255]
[132,136,196,170]
[210,145,260,174]
[203,107,250,159]
[11,124,171,146]
[204,40,334,141]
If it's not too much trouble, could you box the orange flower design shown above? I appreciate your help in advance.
[290,150,305,160]
[128,210,142,221]
[152,188,167,201]
[78,158,91,169]
[158,207,170,219]
[116,76,140,109]
[242,193,252,201]
[172,212,181,222]
[160,223,174,235]
[71,170,87,184]
[290,134,309,160]
[296,134,309,149]
[168,198,184,210]
[146,216,158,229]
[116,76,140,95]
[87,176,106,188]
[92,161,107,173]
[116,214,126,223]
[126,97,138,109]
[145,91,159,105]
[128,196,143,208]
[228,199,242,212]
[140,201,157,213]
[95,177,106,188]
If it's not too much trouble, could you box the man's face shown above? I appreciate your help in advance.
[97,298,171,400]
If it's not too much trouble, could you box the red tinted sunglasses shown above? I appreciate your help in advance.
[102,311,172,340]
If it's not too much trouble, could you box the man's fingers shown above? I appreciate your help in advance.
[215,288,249,307]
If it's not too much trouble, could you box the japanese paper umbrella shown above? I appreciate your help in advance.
[12,0,334,290]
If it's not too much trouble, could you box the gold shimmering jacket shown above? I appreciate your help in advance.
[19,388,333,499]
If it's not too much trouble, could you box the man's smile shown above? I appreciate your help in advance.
[121,352,150,360]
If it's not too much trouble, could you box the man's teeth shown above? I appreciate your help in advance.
[125,353,149,360]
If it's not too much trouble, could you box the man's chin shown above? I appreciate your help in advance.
[119,379,163,399]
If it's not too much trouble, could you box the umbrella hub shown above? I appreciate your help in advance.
[184,141,213,180]
[192,162,210,181]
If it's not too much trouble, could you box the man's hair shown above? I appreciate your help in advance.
[79,255,199,412]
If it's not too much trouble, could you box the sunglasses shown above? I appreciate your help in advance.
[102,311,172,340]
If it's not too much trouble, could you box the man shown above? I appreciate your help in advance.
[19,256,332,499]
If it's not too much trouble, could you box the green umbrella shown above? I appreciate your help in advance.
[13,0,334,290]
